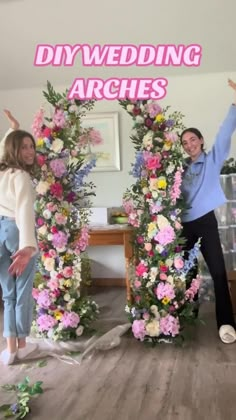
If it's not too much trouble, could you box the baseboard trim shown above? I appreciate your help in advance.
[92,278,126,287]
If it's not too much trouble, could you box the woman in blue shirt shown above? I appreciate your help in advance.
[180,79,236,344]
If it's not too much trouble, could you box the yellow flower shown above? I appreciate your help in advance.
[163,140,172,151]
[162,297,171,305]
[157,177,167,189]
[64,279,72,287]
[147,222,157,239]
[62,209,69,217]
[36,138,44,147]
[155,114,165,123]
[54,310,63,320]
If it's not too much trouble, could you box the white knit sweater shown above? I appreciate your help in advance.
[0,129,37,250]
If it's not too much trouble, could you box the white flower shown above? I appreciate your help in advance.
[155,244,164,253]
[44,257,55,272]
[127,104,134,112]
[157,215,170,229]
[43,209,52,219]
[142,187,149,194]
[125,305,130,313]
[146,319,160,337]
[64,293,71,302]
[135,115,144,124]
[36,181,50,195]
[166,163,175,175]
[51,138,64,153]
[38,225,47,236]
[167,275,174,285]
[165,258,173,267]
[76,326,84,336]
[152,191,158,199]
[47,234,53,241]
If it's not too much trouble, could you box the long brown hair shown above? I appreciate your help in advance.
[0,130,37,175]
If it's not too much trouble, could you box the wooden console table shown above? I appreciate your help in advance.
[88,226,134,301]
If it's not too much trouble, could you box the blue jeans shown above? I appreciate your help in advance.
[0,216,37,338]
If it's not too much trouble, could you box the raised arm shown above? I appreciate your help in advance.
[211,79,236,168]
[3,109,20,130]
[0,110,20,160]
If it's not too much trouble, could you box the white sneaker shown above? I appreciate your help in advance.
[17,343,38,360]
[0,349,16,365]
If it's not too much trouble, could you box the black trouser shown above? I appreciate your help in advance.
[182,211,235,329]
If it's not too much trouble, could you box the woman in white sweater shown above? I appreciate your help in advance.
[0,111,38,365]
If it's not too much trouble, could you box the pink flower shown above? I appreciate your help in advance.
[75,227,89,252]
[32,288,40,299]
[48,249,57,257]
[160,314,180,337]
[37,314,58,332]
[145,155,162,171]
[37,290,52,309]
[144,243,152,252]
[53,109,66,128]
[132,319,146,341]
[55,212,67,225]
[170,170,182,204]
[50,183,63,199]
[174,257,184,270]
[160,273,167,281]
[37,155,46,167]
[37,217,44,227]
[134,279,142,288]
[63,266,73,278]
[155,226,175,246]
[52,231,68,249]
[155,283,175,300]
[135,262,148,277]
[137,236,144,244]
[50,159,67,178]
[61,311,80,328]
[146,103,162,118]
[47,279,60,290]
[164,132,178,142]
[32,108,44,137]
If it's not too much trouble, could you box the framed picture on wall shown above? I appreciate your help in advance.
[81,112,121,172]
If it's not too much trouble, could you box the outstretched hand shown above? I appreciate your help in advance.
[228,79,236,91]
[8,247,36,277]
[3,109,20,130]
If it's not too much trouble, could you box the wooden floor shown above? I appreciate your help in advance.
[0,287,236,420]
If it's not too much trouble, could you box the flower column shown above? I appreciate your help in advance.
[119,99,201,343]
[32,83,99,341]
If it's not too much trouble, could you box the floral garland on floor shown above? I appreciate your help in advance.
[119,99,201,343]
[31,82,100,341]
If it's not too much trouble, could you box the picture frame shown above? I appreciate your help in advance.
[82,112,120,172]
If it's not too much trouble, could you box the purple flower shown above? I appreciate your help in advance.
[52,231,68,249]
[66,191,76,203]
[144,118,153,128]
[50,159,67,178]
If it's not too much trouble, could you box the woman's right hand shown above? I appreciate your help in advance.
[8,247,36,277]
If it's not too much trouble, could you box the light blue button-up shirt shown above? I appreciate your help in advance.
[181,105,236,222]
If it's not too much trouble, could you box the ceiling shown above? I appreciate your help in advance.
[0,0,235,91]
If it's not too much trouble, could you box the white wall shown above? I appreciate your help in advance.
[1,71,236,278]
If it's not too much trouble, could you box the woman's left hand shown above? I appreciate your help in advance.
[228,79,236,91]
[8,247,36,276]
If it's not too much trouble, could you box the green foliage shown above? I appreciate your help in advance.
[0,377,43,419]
